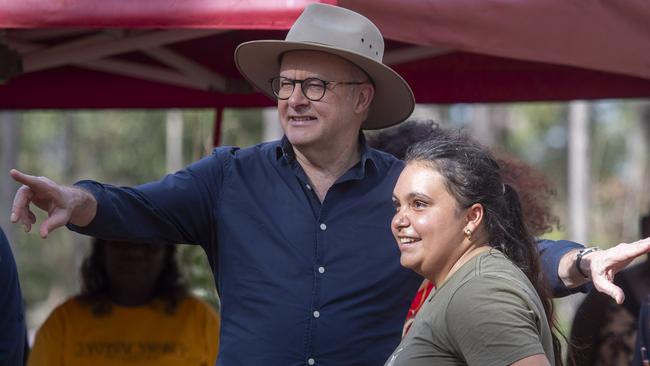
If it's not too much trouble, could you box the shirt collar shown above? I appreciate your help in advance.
[275,135,294,161]
[274,134,378,174]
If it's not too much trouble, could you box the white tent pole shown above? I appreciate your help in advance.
[166,110,184,174]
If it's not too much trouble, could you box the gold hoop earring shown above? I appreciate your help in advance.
[464,228,472,239]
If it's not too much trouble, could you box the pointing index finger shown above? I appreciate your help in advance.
[10,169,46,190]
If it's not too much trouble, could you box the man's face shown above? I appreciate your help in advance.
[278,51,370,150]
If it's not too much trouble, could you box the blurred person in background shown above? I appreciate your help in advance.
[28,238,219,366]
[634,288,650,365]
[0,226,27,366]
[569,212,650,366]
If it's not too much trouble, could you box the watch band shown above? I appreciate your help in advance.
[576,247,599,279]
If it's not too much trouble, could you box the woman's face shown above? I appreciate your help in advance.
[391,161,468,280]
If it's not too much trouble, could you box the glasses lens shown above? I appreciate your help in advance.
[303,78,326,101]
[271,77,294,99]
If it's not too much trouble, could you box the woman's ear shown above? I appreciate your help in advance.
[464,203,484,234]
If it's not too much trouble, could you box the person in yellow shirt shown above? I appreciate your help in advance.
[28,238,220,366]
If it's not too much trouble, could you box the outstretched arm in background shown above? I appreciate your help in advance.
[557,238,650,304]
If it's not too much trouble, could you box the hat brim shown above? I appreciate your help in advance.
[235,40,415,130]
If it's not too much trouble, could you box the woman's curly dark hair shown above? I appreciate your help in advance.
[368,120,559,236]
[77,238,187,316]
[496,154,560,236]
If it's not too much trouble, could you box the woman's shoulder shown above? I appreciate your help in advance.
[49,297,87,315]
[474,249,532,286]
[36,297,94,334]
[178,295,219,317]
[447,250,541,309]
[444,250,525,290]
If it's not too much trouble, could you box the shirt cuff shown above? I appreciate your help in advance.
[65,180,116,236]
[537,239,590,297]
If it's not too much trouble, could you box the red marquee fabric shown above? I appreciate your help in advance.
[0,0,649,110]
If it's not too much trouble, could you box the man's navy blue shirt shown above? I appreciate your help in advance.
[71,136,580,366]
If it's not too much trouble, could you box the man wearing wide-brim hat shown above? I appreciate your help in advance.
[10,3,650,366]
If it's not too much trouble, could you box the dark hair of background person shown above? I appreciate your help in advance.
[404,129,563,365]
[367,120,560,237]
[77,238,187,316]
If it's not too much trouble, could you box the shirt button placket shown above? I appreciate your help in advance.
[312,221,326,364]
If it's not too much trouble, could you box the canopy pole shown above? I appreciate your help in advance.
[213,108,223,147]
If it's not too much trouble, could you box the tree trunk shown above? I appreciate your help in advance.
[568,101,590,244]
[166,109,184,173]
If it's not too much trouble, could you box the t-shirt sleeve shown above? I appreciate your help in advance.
[68,147,235,247]
[445,275,549,366]
[27,304,66,366]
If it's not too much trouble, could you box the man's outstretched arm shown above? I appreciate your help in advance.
[9,169,97,238]
[557,238,650,304]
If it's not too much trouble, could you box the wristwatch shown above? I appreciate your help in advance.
[576,247,599,279]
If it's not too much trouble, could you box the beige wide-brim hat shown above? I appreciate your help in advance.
[235,3,415,130]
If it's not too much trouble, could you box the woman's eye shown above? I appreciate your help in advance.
[413,200,426,209]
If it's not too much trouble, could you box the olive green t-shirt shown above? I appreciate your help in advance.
[384,249,554,366]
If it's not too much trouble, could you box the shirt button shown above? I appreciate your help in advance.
[307,358,315,365]
[318,266,325,274]
[319,223,327,231]
[306,184,312,190]
[313,310,320,318]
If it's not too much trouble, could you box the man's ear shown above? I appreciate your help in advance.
[354,84,375,115]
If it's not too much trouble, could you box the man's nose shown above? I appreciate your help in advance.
[288,84,309,108]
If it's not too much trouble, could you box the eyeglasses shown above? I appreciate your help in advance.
[269,76,367,102]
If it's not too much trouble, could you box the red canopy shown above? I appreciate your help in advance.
[1,0,649,110]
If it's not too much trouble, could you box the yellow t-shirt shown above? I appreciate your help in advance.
[28,296,220,366]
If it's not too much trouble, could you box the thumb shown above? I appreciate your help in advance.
[593,274,625,304]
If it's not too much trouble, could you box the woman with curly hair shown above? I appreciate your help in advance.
[385,129,561,365]
[369,120,560,337]
[28,238,220,366]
